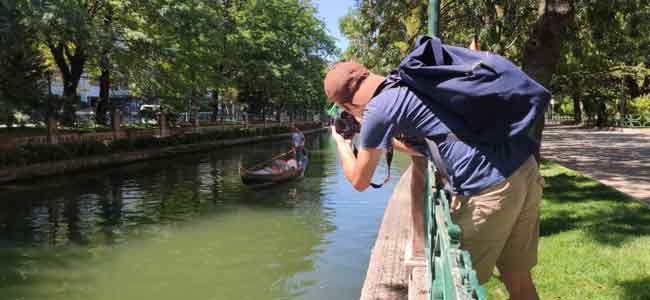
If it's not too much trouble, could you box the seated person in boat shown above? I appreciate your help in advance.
[284,158,299,170]
[250,158,298,175]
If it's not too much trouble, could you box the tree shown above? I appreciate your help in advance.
[6,0,335,129]
[0,0,46,126]
[340,0,579,159]
[340,1,543,71]
[95,1,114,125]
[28,0,104,98]
[91,0,142,125]
[522,0,573,157]
[124,0,226,122]
[219,0,335,118]
[552,0,650,123]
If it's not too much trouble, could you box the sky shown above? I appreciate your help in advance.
[314,0,354,52]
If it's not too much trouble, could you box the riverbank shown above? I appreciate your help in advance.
[0,127,327,184]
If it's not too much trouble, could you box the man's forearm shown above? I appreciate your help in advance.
[330,126,381,191]
[335,140,357,183]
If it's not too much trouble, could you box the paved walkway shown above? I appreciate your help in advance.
[541,125,650,202]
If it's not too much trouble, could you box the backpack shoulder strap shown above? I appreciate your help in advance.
[425,136,455,194]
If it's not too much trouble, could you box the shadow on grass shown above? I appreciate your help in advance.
[541,173,629,204]
[539,164,650,247]
[618,277,650,300]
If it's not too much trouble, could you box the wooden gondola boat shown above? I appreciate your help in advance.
[240,151,308,186]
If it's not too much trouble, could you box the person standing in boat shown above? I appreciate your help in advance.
[291,125,306,164]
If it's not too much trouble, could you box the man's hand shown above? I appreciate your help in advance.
[331,125,350,145]
[392,138,424,157]
[331,126,382,191]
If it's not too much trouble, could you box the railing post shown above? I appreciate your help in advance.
[424,162,486,300]
[158,113,169,137]
[112,109,122,140]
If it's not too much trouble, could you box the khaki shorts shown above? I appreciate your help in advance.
[451,156,544,284]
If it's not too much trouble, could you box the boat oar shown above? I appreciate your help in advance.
[245,149,295,170]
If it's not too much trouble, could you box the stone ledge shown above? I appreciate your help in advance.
[409,267,430,300]
[360,165,412,300]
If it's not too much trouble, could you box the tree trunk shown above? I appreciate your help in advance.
[47,116,58,144]
[97,52,111,125]
[638,75,650,96]
[625,75,641,99]
[112,110,122,139]
[619,97,627,115]
[522,0,573,161]
[48,42,84,129]
[49,42,86,103]
[97,4,114,126]
[191,98,200,131]
[5,110,14,129]
[572,95,582,123]
[210,90,219,123]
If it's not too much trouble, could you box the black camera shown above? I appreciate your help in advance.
[334,111,360,140]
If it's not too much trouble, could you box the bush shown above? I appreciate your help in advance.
[557,96,575,116]
[207,131,223,141]
[629,94,650,116]
[241,128,260,137]
[221,128,239,139]
[132,136,161,149]
[61,140,109,156]
[0,148,27,167]
[76,124,112,133]
[109,138,135,152]
[22,144,71,163]
[157,135,177,147]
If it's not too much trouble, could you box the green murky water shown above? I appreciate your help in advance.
[0,134,407,300]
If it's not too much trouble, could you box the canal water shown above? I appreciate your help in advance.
[0,133,409,300]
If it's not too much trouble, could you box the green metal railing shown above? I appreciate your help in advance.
[424,162,486,300]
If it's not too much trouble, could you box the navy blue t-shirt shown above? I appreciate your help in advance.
[359,86,537,196]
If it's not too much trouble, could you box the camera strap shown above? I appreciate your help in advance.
[352,144,393,189]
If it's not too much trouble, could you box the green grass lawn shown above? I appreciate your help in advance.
[485,161,650,300]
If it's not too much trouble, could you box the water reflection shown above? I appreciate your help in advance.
[0,134,403,300]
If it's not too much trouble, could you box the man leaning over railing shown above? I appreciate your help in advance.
[323,36,549,300]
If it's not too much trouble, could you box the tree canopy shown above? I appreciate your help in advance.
[340,0,650,124]
[0,0,46,124]
[1,0,337,124]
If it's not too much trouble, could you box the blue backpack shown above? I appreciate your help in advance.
[386,36,551,145]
